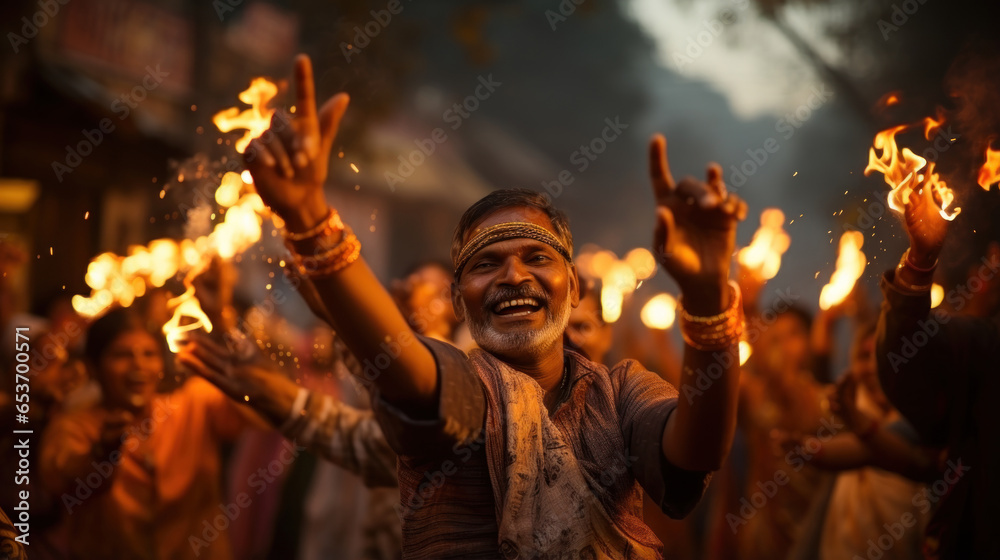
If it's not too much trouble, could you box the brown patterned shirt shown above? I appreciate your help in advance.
[372,337,711,559]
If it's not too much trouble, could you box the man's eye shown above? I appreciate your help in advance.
[530,254,550,263]
[472,261,495,270]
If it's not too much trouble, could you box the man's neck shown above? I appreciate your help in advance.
[496,340,566,393]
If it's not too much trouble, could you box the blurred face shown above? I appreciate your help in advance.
[454,206,579,362]
[566,293,613,364]
[404,265,458,336]
[850,333,889,409]
[758,313,810,376]
[850,334,877,381]
[98,329,163,412]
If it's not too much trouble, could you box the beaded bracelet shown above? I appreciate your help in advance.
[678,280,743,351]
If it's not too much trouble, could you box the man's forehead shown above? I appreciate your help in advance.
[464,206,556,244]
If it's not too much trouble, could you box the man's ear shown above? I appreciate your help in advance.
[451,282,467,322]
[568,264,581,308]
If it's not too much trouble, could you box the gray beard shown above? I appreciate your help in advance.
[467,289,572,360]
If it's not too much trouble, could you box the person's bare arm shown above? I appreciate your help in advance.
[245,55,437,417]
[649,136,747,472]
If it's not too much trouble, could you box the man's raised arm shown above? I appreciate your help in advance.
[244,55,437,417]
[648,136,747,472]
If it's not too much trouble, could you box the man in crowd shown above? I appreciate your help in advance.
[182,54,748,558]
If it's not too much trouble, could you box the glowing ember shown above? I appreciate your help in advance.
[589,250,618,279]
[819,231,866,310]
[640,293,677,330]
[739,340,751,366]
[215,172,245,208]
[864,119,960,221]
[625,248,658,281]
[350,163,359,173]
[162,285,214,353]
[212,78,278,153]
[931,283,944,308]
[737,209,791,280]
[212,195,263,259]
[601,284,624,324]
[977,142,1000,190]
[601,261,637,323]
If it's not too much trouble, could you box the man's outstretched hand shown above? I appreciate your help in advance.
[245,54,350,232]
[902,185,948,269]
[649,134,747,315]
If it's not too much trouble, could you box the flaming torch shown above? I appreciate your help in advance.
[819,231,866,310]
[737,209,790,280]
[977,141,1000,190]
[864,117,960,221]
[212,78,279,153]
[640,293,677,330]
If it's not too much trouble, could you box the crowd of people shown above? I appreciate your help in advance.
[1,54,998,559]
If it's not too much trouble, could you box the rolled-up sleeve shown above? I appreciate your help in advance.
[371,336,486,459]
[281,389,398,487]
[615,361,712,518]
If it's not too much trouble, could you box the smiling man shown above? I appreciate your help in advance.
[181,55,747,559]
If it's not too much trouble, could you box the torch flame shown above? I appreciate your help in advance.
[212,78,278,153]
[74,174,268,324]
[640,293,677,330]
[739,340,751,366]
[162,285,214,353]
[819,232,866,310]
[977,141,1000,190]
[737,209,791,280]
[864,118,960,221]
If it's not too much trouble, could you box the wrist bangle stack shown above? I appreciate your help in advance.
[678,280,743,351]
[895,249,934,293]
[282,209,361,278]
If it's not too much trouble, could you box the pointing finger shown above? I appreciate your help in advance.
[649,134,676,195]
[293,54,320,160]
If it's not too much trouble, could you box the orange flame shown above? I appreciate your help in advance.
[640,293,677,330]
[624,248,657,281]
[864,120,960,221]
[737,209,790,280]
[162,284,214,353]
[977,141,1000,190]
[601,261,637,323]
[819,231,866,310]
[73,178,268,324]
[739,339,751,366]
[212,78,278,153]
